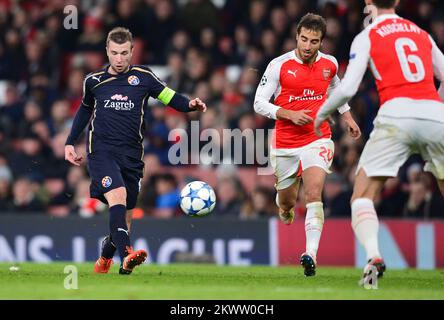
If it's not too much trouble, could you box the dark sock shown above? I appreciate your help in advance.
[109,204,131,264]
[100,235,117,259]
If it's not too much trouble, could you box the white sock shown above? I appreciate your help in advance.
[351,198,381,261]
[305,202,324,258]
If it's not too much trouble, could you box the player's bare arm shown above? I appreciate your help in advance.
[314,106,360,139]
[340,111,361,139]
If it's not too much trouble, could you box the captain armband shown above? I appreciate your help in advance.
[157,87,176,105]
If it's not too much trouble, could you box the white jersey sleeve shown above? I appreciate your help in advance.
[317,29,371,121]
[328,74,351,114]
[254,60,281,120]
[430,35,444,101]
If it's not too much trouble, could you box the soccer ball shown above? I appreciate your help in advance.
[180,181,216,217]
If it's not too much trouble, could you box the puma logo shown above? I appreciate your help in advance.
[117,228,129,235]
[287,70,297,78]
[92,75,101,82]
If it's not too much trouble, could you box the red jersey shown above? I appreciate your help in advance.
[367,15,441,105]
[254,51,349,149]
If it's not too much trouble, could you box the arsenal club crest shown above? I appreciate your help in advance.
[322,68,331,80]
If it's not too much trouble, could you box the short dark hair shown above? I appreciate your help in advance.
[296,13,327,40]
[106,27,133,47]
[372,0,397,9]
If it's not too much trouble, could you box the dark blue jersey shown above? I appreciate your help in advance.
[67,64,192,159]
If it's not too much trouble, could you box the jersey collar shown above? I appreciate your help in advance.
[104,64,133,76]
[373,13,400,24]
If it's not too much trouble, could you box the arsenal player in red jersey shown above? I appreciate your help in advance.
[254,13,361,277]
[315,0,444,284]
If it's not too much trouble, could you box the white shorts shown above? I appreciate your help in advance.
[270,138,334,190]
[358,99,444,179]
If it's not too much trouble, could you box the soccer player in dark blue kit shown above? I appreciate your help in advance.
[65,27,207,274]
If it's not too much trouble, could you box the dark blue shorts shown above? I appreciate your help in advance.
[86,151,144,210]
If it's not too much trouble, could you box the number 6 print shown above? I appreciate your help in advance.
[395,37,425,83]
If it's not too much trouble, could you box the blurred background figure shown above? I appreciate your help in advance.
[153,173,181,218]
[0,160,13,211]
[241,186,277,219]
[213,175,245,217]
[11,176,45,213]
[73,178,106,218]
[323,172,351,217]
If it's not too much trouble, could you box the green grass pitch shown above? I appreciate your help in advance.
[1,263,443,300]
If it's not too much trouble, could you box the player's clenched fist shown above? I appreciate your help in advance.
[276,108,313,126]
[65,145,83,166]
[189,97,207,112]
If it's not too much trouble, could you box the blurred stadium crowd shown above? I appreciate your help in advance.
[1,0,444,219]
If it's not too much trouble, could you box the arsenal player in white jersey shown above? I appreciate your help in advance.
[315,0,444,283]
[254,13,361,276]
